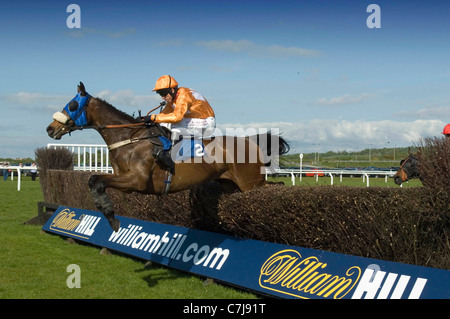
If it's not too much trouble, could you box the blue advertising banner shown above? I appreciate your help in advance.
[42,206,450,299]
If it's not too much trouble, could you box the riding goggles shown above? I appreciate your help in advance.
[156,88,171,97]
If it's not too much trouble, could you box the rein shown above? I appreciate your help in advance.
[77,122,147,130]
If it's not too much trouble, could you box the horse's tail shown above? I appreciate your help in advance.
[277,135,290,156]
[252,131,290,166]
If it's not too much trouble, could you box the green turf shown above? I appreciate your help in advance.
[267,175,423,188]
[0,177,257,299]
[0,175,421,299]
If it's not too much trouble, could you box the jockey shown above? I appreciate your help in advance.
[443,124,450,140]
[150,75,216,138]
[144,75,216,173]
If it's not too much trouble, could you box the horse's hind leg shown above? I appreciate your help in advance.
[88,175,120,232]
[218,163,265,192]
[216,178,240,193]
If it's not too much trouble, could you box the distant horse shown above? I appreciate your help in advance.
[46,82,290,231]
[393,154,420,185]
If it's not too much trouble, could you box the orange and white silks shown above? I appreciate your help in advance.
[153,87,216,137]
[154,87,215,123]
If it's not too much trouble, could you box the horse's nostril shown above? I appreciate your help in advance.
[46,126,54,136]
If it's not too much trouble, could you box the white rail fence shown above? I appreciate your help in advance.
[2,166,38,191]
[47,143,113,173]
[265,168,397,187]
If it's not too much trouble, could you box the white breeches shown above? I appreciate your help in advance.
[160,117,216,141]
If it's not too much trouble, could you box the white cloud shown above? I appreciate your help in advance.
[315,93,374,106]
[197,39,322,58]
[0,92,71,114]
[394,105,450,120]
[2,89,160,112]
[2,88,447,158]
[198,39,255,53]
[217,119,446,153]
[2,92,68,105]
[95,89,160,107]
[266,44,322,57]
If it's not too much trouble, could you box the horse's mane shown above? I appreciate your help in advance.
[96,98,138,123]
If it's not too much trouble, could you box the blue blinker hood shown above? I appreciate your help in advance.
[64,92,90,126]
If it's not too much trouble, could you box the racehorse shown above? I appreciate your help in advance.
[393,154,420,185]
[46,82,290,231]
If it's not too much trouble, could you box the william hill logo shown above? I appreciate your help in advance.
[259,249,361,299]
[50,208,101,239]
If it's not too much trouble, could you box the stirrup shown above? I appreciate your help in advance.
[163,170,172,194]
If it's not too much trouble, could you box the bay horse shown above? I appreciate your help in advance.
[46,82,290,231]
[393,154,420,185]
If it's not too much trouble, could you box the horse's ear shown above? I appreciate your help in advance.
[408,147,412,155]
[78,82,86,96]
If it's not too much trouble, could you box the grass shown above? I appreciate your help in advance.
[0,177,257,299]
[0,175,422,299]
[267,176,423,187]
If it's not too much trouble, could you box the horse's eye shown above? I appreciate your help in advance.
[68,100,79,111]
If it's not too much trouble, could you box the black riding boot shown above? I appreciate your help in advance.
[153,145,175,174]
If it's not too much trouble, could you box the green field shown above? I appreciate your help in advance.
[0,175,421,299]
[279,147,417,169]
[267,176,423,188]
[0,177,257,299]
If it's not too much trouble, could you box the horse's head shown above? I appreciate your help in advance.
[393,154,420,185]
[46,82,91,140]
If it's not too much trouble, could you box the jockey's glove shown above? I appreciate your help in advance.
[141,116,154,124]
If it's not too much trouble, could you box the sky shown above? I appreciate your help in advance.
[1,0,450,158]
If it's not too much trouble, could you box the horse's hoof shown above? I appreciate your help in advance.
[108,217,120,232]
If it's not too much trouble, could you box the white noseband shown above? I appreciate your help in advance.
[52,111,69,124]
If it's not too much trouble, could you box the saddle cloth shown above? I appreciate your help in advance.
[173,138,205,161]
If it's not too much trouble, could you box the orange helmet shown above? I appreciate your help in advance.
[152,75,178,91]
[442,124,450,135]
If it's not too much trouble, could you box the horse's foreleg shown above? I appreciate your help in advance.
[88,172,149,231]
[88,175,120,232]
